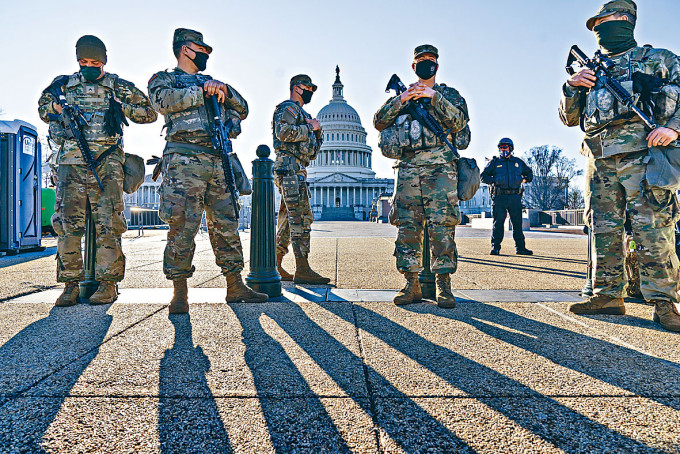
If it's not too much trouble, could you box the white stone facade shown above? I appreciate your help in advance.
[307,67,394,221]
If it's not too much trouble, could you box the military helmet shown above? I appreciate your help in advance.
[76,35,107,64]
[289,74,317,92]
[498,138,514,150]
[123,153,145,194]
[414,44,439,59]
[586,0,637,30]
[173,28,213,54]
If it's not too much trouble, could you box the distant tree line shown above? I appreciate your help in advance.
[522,145,584,211]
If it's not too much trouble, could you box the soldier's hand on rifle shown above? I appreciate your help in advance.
[567,68,597,89]
[647,127,679,147]
[411,83,436,99]
[52,102,63,115]
[307,118,321,131]
[203,80,227,103]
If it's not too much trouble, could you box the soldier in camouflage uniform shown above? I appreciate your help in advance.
[38,35,157,307]
[560,0,680,331]
[148,28,267,314]
[272,75,330,285]
[374,45,470,308]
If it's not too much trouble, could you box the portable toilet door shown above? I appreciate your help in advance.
[0,120,43,254]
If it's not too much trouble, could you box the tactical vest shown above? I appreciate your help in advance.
[378,84,469,164]
[63,73,120,146]
[164,72,213,141]
[272,100,319,166]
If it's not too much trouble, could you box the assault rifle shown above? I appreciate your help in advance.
[385,74,459,158]
[565,45,657,130]
[205,94,239,219]
[46,76,105,191]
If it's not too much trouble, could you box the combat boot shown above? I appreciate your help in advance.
[293,256,331,285]
[168,279,189,314]
[568,294,625,315]
[652,300,680,332]
[393,272,422,306]
[89,281,118,305]
[516,248,533,256]
[436,273,456,309]
[277,252,294,281]
[226,274,268,303]
[55,282,80,307]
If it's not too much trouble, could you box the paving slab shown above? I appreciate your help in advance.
[22,302,366,400]
[0,303,164,398]
[374,397,680,454]
[0,396,378,454]
[342,302,680,399]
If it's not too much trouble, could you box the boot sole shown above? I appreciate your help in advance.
[437,301,457,309]
[569,306,625,315]
[55,298,80,307]
[89,296,118,306]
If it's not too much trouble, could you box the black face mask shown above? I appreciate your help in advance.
[299,88,313,104]
[80,65,102,82]
[188,48,209,71]
[415,60,438,80]
[593,20,637,55]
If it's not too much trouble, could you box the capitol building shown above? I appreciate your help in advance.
[307,67,394,220]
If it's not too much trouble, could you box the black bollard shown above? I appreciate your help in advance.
[246,145,282,297]
[79,200,99,300]
[419,223,436,300]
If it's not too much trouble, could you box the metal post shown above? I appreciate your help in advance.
[79,200,99,300]
[582,225,594,297]
[419,223,436,300]
[246,145,282,297]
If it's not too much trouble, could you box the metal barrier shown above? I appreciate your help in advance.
[541,209,585,226]
[128,208,166,229]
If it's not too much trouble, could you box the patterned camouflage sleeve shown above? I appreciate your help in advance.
[224,84,248,120]
[559,83,584,128]
[431,89,468,134]
[37,76,64,123]
[274,104,311,143]
[114,77,158,124]
[373,95,402,132]
[656,50,680,132]
[148,71,204,116]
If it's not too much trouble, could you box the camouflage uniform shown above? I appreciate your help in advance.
[374,83,469,275]
[272,98,321,259]
[38,72,156,283]
[559,32,680,304]
[148,68,248,280]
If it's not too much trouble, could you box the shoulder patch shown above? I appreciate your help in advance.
[148,74,159,85]
[286,105,297,117]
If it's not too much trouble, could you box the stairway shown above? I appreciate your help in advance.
[320,207,356,221]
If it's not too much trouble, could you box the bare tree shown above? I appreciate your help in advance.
[523,145,583,210]
[566,186,585,209]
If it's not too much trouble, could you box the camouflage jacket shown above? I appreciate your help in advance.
[559,46,680,159]
[148,68,248,150]
[272,100,322,166]
[38,72,156,165]
[373,83,468,166]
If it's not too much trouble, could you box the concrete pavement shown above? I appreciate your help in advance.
[2,222,680,453]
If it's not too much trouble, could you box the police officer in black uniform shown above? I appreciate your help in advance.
[481,138,534,255]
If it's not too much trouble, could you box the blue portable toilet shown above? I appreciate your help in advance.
[0,120,43,254]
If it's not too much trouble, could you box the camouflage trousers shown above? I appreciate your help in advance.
[586,151,680,302]
[52,161,127,283]
[274,167,313,258]
[389,161,461,274]
[159,152,243,280]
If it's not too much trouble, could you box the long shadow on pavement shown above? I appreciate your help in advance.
[459,256,586,279]
[158,314,232,453]
[321,303,657,453]
[230,302,478,453]
[0,305,112,450]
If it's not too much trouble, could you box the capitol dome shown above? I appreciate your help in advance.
[308,66,375,180]
[306,66,394,221]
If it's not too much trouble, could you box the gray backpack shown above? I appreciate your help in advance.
[457,157,481,201]
[645,146,680,192]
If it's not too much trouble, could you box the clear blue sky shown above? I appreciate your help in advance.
[1,0,678,180]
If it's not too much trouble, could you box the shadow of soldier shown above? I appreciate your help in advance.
[0,304,112,450]
[158,314,232,453]
[318,303,657,453]
[230,302,477,453]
